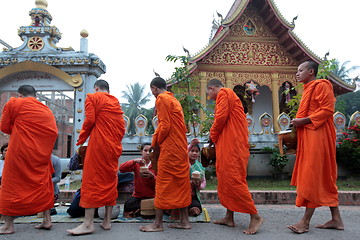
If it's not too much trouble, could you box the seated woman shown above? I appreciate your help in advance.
[188,139,206,217]
[119,142,156,218]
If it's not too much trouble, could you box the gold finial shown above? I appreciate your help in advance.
[35,0,48,10]
[80,29,89,38]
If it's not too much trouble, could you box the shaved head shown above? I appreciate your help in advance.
[207,79,224,88]
[303,61,319,77]
[18,85,36,97]
[150,77,167,90]
[94,79,109,92]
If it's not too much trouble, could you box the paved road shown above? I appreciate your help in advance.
[2,204,359,240]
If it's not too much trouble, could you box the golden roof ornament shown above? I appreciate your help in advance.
[35,0,48,10]
[80,29,89,38]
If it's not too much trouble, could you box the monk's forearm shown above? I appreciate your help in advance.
[291,117,312,127]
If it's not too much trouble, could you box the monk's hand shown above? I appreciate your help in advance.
[291,117,311,127]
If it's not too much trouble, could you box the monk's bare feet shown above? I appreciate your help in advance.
[213,217,235,227]
[139,223,164,232]
[243,216,263,235]
[35,222,52,230]
[288,222,309,234]
[168,223,191,229]
[316,219,344,230]
[67,223,94,235]
[100,221,111,231]
[0,225,15,235]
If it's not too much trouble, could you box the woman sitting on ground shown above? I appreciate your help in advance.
[188,139,206,217]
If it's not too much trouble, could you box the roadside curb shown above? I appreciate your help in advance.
[58,190,360,206]
[200,190,360,205]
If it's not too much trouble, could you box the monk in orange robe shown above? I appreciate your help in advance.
[140,77,191,232]
[0,85,58,234]
[67,80,125,235]
[207,79,263,235]
[288,61,344,234]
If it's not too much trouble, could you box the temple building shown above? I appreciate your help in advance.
[172,0,356,133]
[0,0,105,157]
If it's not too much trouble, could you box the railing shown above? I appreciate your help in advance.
[123,111,360,137]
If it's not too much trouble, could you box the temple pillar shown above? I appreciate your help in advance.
[199,72,207,122]
[225,72,234,89]
[271,72,280,133]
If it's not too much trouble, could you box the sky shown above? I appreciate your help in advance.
[1,0,359,108]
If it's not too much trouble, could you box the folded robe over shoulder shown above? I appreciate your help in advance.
[210,88,257,214]
[0,97,58,216]
[77,92,125,208]
[291,79,338,207]
[152,91,191,210]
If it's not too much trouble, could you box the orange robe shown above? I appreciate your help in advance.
[152,91,191,209]
[77,92,125,208]
[291,79,338,208]
[0,97,58,216]
[210,88,257,214]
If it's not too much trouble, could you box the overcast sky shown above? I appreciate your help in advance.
[1,0,359,107]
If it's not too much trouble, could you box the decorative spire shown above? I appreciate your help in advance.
[35,0,48,10]
[80,29,89,38]
[153,69,160,77]
[291,15,298,26]
[183,46,190,57]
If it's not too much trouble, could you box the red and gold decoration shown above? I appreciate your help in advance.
[28,36,44,51]
[245,80,259,102]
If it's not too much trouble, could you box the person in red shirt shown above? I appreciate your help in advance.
[119,143,156,218]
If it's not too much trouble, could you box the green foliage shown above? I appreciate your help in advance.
[121,82,151,135]
[336,125,360,174]
[142,107,155,134]
[166,54,213,136]
[331,60,360,84]
[283,84,303,118]
[262,147,289,179]
[335,91,360,120]
[317,59,337,79]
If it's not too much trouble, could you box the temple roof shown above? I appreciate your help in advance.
[189,0,355,94]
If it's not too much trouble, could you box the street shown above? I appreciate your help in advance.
[1,204,359,240]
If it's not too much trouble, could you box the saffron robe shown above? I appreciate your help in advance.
[77,92,125,208]
[291,79,338,207]
[210,88,257,214]
[152,91,191,209]
[0,97,58,216]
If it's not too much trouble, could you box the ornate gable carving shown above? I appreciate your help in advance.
[200,41,297,67]
[229,4,274,38]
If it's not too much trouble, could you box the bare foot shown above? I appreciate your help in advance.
[243,216,263,235]
[168,223,191,229]
[100,222,111,230]
[288,222,309,234]
[67,223,95,235]
[139,223,164,232]
[316,219,344,230]
[0,225,15,235]
[35,222,52,230]
[213,217,235,227]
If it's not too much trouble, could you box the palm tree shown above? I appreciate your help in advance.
[121,82,151,135]
[332,60,359,84]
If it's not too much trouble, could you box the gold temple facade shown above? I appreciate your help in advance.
[175,0,355,133]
